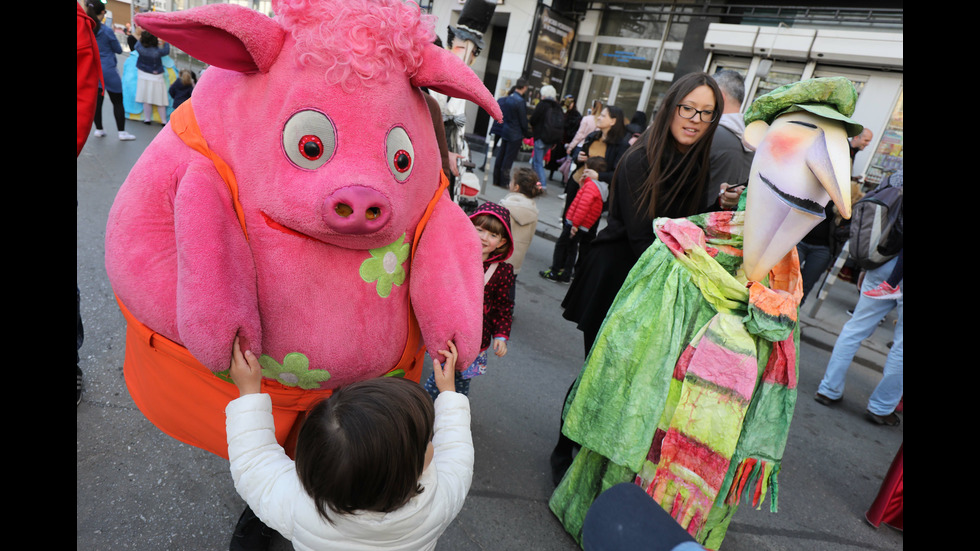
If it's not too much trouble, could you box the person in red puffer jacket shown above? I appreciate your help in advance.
[565,156,610,237]
[541,157,609,283]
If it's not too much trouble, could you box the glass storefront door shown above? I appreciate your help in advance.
[582,71,647,120]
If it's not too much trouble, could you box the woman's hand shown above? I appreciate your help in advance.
[718,183,745,210]
[432,340,459,394]
[229,336,263,396]
[582,168,598,180]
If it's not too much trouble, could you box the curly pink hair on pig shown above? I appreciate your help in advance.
[275,0,437,91]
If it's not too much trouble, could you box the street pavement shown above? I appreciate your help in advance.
[77,83,902,550]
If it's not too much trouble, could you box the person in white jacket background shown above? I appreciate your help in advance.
[226,337,473,551]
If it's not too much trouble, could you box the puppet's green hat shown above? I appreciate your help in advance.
[744,76,863,137]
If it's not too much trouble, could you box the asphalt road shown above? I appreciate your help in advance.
[77,120,902,551]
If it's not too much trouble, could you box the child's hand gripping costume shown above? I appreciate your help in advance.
[549,77,861,550]
[104,0,502,459]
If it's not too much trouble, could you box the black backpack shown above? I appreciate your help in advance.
[540,102,565,145]
[848,171,903,270]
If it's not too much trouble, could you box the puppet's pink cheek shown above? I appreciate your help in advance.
[763,133,804,158]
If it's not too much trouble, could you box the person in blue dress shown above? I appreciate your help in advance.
[84,0,135,141]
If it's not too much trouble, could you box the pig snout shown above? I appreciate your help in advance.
[323,186,392,234]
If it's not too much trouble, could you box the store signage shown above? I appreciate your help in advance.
[523,5,578,104]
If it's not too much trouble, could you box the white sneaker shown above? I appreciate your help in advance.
[94,129,106,138]
[118,131,136,141]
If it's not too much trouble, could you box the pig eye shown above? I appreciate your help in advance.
[386,127,414,182]
[283,110,336,170]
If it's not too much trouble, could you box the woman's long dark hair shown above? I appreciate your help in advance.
[601,105,628,146]
[631,72,723,220]
[85,1,104,31]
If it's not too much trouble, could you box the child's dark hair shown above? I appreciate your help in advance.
[510,167,543,198]
[140,30,159,48]
[585,156,608,174]
[295,377,434,522]
[471,213,511,258]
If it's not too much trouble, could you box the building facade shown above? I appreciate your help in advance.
[428,0,902,184]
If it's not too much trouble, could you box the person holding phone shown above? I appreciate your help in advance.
[707,70,754,210]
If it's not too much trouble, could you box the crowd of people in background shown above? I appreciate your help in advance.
[80,3,901,544]
[83,1,196,141]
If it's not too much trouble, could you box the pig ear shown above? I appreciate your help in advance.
[411,44,503,123]
[135,4,284,74]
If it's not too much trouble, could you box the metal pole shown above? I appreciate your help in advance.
[808,241,849,318]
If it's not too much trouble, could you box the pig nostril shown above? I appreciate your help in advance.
[335,204,353,218]
[366,207,382,220]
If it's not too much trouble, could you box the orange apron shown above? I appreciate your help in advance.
[120,100,446,459]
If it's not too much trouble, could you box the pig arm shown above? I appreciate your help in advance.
[411,197,484,370]
[173,161,261,372]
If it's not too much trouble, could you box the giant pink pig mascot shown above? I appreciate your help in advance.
[105,0,502,459]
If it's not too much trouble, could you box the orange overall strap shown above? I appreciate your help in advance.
[391,171,451,379]
[169,100,249,240]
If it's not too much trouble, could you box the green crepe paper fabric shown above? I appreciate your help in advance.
[550,208,800,548]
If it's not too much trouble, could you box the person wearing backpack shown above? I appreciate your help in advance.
[815,169,903,427]
[529,85,563,191]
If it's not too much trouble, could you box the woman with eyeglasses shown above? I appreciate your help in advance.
[550,72,723,484]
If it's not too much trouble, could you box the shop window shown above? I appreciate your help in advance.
[592,43,658,71]
[563,69,584,104]
[643,80,673,122]
[865,89,903,185]
[585,74,614,111]
[666,12,692,42]
[615,79,646,120]
[599,10,667,40]
[749,62,806,104]
[657,49,681,73]
[572,39,592,64]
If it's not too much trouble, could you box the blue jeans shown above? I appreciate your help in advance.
[532,139,551,188]
[817,257,903,415]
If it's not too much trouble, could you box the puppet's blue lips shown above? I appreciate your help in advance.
[759,174,825,217]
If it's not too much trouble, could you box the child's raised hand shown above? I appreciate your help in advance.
[230,336,263,396]
[432,340,458,394]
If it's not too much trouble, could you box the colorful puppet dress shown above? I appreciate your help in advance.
[549,203,802,550]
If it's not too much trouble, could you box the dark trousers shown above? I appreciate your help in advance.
[493,138,521,188]
[95,89,127,132]
[551,223,583,275]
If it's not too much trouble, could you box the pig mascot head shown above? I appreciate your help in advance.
[741,76,861,281]
[105,0,502,458]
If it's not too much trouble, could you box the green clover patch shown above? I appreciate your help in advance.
[258,352,331,389]
[360,234,410,298]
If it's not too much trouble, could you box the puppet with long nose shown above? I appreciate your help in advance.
[741,77,863,281]
[549,77,866,551]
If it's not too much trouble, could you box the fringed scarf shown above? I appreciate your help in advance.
[550,209,801,551]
